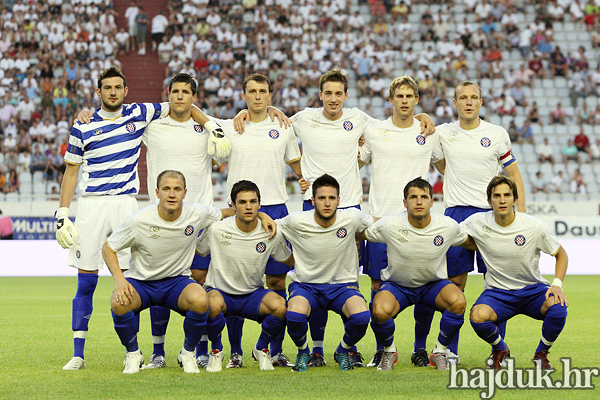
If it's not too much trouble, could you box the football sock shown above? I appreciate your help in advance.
[150,306,170,356]
[337,311,370,354]
[370,318,395,348]
[256,315,286,350]
[438,310,464,347]
[226,316,244,355]
[72,273,98,358]
[413,303,435,352]
[471,320,507,351]
[370,290,384,351]
[309,309,328,355]
[536,303,568,353]
[269,289,287,356]
[286,311,310,354]
[112,310,139,352]
[207,313,225,352]
[196,335,208,357]
[183,310,208,352]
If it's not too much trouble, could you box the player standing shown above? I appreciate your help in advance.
[56,67,230,370]
[197,180,294,372]
[413,81,527,364]
[279,174,373,371]
[358,76,443,367]
[464,176,567,369]
[359,177,475,370]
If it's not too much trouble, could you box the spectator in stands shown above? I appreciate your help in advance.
[549,47,569,77]
[3,133,17,153]
[537,137,556,165]
[135,6,149,55]
[0,210,13,239]
[528,53,547,79]
[583,0,600,29]
[590,137,600,160]
[497,93,516,116]
[527,101,543,126]
[30,145,46,176]
[507,120,519,142]
[369,73,385,98]
[532,171,548,193]
[577,102,593,125]
[574,127,593,161]
[151,11,169,53]
[0,168,5,194]
[16,128,31,154]
[6,168,19,194]
[517,119,535,144]
[157,35,173,64]
[17,149,31,175]
[510,81,528,107]
[570,168,587,194]
[562,139,580,164]
[125,0,139,52]
[550,103,570,124]
[548,170,565,193]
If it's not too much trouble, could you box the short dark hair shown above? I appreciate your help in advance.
[312,174,340,198]
[487,176,518,201]
[156,170,186,189]
[403,177,432,199]
[168,73,198,95]
[319,69,348,93]
[97,67,126,89]
[243,73,271,93]
[231,180,261,203]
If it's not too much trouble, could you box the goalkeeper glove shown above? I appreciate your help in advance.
[205,120,231,158]
[55,207,78,249]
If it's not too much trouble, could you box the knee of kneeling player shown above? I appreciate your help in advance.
[448,294,467,315]
[469,305,491,323]
[272,299,288,319]
[371,301,393,323]
[545,303,568,319]
[349,310,371,330]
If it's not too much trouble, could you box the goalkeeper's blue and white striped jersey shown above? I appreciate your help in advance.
[65,103,169,196]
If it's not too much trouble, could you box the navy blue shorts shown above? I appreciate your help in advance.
[288,282,365,315]
[127,275,199,316]
[445,206,487,276]
[260,203,291,275]
[378,280,453,314]
[473,283,558,323]
[363,241,387,279]
[207,287,271,322]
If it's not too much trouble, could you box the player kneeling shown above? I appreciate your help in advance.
[358,177,476,371]
[102,171,274,374]
[197,180,294,372]
[464,176,568,370]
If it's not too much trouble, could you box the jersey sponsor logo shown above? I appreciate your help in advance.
[221,240,231,246]
[93,128,102,135]
[222,232,232,239]
[126,122,136,133]
[149,226,160,233]
[256,242,266,253]
[268,129,280,139]
[343,121,353,131]
[346,284,359,290]
[194,124,203,133]
[416,135,426,145]
[483,226,491,233]
[399,229,409,236]
[379,130,390,136]
[433,235,444,246]
[76,250,81,258]
[336,228,347,238]
[311,116,321,123]
[150,234,160,239]
[185,225,194,236]
[514,235,526,246]
[480,137,491,147]
[449,130,459,136]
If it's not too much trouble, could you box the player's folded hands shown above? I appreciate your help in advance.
[56,208,79,249]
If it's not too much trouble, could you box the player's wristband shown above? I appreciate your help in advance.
[55,207,69,219]
[551,278,563,289]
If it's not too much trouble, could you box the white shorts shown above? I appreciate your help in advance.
[68,195,138,271]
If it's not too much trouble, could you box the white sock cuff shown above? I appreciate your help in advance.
[312,340,324,348]
[491,336,502,346]
[152,335,166,344]
[340,339,351,350]
[541,335,554,347]
[74,331,87,339]
[384,344,397,353]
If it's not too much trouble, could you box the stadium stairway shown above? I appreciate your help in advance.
[114,0,168,195]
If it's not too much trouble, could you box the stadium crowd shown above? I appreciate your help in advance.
[1,0,600,198]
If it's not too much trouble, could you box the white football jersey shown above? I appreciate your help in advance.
[220,118,301,206]
[365,212,467,288]
[278,208,373,284]
[143,116,215,205]
[291,107,377,208]
[360,118,443,216]
[197,217,292,295]
[107,203,222,281]
[461,211,560,291]
[435,120,516,209]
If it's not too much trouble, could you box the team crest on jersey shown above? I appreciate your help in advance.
[256,242,266,253]
[480,137,491,147]
[126,123,136,133]
[416,135,426,145]
[194,124,203,133]
[514,235,526,246]
[343,121,353,131]
[269,129,280,139]
[93,128,102,135]
[184,225,194,236]
[433,235,444,246]
[76,250,81,259]
[336,228,348,238]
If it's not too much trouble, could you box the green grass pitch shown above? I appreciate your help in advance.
[0,275,598,400]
